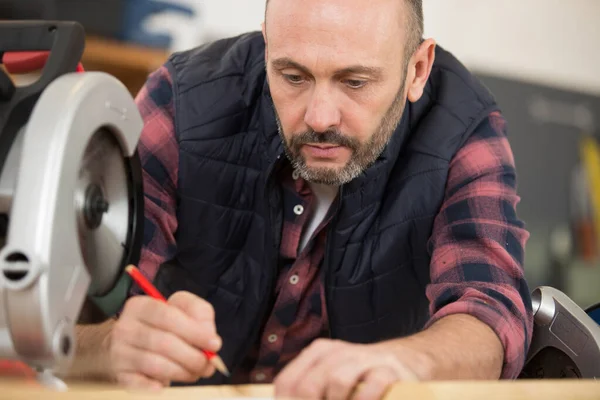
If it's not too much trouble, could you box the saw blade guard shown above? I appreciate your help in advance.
[0,57,144,370]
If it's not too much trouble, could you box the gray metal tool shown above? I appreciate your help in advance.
[0,20,144,387]
[519,286,600,379]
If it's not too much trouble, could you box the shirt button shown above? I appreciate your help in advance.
[255,372,266,382]
[289,274,299,285]
[292,170,300,180]
[293,205,304,215]
[268,334,278,343]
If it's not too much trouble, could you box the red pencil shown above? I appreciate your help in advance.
[125,265,230,377]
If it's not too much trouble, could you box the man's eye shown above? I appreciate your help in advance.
[284,74,305,85]
[345,79,367,89]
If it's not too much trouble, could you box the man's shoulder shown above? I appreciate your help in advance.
[425,45,498,122]
[165,31,266,94]
[403,46,502,164]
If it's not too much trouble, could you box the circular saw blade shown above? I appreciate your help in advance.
[75,128,130,296]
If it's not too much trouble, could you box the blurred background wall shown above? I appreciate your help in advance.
[1,0,599,307]
[423,0,600,96]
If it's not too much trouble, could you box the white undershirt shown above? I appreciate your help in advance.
[298,179,339,253]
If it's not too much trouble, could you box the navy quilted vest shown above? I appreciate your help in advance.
[153,32,499,384]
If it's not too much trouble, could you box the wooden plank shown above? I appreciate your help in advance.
[1,379,599,400]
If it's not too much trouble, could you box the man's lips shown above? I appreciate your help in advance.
[305,143,342,149]
[302,144,346,158]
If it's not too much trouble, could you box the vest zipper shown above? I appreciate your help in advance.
[323,185,344,339]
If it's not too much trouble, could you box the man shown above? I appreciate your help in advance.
[71,0,534,398]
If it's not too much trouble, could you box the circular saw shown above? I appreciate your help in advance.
[0,20,143,377]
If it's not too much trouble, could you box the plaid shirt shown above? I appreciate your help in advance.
[230,164,337,384]
[133,65,533,382]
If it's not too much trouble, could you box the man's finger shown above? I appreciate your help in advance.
[352,367,397,400]
[293,351,351,399]
[117,319,212,378]
[116,372,165,391]
[275,339,335,397]
[113,343,201,384]
[122,295,222,352]
[202,363,217,378]
[168,291,215,322]
[326,357,373,400]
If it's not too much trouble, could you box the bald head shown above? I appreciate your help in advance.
[265,0,423,58]
[262,0,435,185]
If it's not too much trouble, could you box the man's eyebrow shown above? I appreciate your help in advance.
[271,57,312,76]
[334,65,383,79]
[271,57,383,79]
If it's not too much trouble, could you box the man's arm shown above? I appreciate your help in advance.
[274,111,534,400]
[65,320,115,381]
[66,65,180,381]
[401,110,534,379]
[380,314,504,380]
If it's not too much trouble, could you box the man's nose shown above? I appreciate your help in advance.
[304,85,341,133]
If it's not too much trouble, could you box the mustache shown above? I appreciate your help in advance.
[288,129,360,150]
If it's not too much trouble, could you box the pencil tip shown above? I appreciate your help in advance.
[211,355,230,377]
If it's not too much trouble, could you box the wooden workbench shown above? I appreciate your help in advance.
[0,379,599,400]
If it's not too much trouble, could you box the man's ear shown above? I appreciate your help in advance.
[406,38,436,103]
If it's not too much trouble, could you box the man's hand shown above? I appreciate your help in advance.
[274,339,424,400]
[275,315,505,400]
[107,291,222,390]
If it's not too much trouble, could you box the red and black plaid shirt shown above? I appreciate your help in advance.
[230,164,337,383]
[132,65,533,382]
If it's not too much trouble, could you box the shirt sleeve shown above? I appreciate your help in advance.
[130,65,179,293]
[425,111,534,379]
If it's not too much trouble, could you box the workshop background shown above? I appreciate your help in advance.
[1,0,599,308]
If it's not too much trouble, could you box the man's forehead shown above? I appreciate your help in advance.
[266,0,405,14]
[265,0,405,35]
[265,0,406,63]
